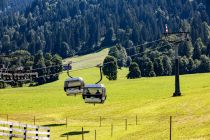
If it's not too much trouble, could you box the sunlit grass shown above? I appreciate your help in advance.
[0,49,210,139]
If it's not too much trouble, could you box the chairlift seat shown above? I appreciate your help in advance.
[66,88,83,96]
[85,97,102,103]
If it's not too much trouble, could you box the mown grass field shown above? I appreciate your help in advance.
[63,48,109,69]
[0,49,210,140]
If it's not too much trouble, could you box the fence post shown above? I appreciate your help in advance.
[95,130,96,140]
[82,127,84,140]
[35,128,39,140]
[136,115,138,125]
[66,117,68,128]
[111,124,113,137]
[125,119,127,131]
[9,124,13,140]
[23,125,27,140]
[34,116,36,125]
[7,114,8,122]
[170,116,172,140]
[99,116,102,127]
[67,135,69,140]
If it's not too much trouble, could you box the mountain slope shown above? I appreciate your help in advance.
[0,50,209,139]
[1,0,210,56]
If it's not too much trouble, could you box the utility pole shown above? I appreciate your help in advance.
[163,25,189,97]
[174,43,181,96]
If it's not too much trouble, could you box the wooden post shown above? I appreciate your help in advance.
[125,119,127,131]
[7,114,8,122]
[170,116,172,140]
[82,127,84,140]
[67,135,69,140]
[99,116,102,127]
[136,115,138,125]
[34,116,36,125]
[23,126,27,140]
[111,124,113,137]
[9,124,13,140]
[94,130,96,140]
[66,117,68,128]
[35,128,39,140]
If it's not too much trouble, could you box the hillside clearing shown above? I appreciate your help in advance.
[0,50,210,139]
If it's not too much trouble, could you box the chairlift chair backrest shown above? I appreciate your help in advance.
[64,77,85,96]
[82,65,107,104]
[82,84,106,104]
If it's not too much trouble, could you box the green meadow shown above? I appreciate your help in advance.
[0,49,210,140]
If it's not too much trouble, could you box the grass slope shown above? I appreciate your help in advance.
[0,49,210,140]
[63,48,109,69]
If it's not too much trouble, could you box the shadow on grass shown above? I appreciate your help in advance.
[42,123,66,127]
[61,131,90,137]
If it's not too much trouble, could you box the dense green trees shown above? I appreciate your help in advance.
[33,51,62,85]
[154,58,164,76]
[1,0,210,59]
[108,44,128,68]
[1,0,210,81]
[102,56,117,80]
[127,62,141,79]
[34,51,46,84]
[0,50,62,87]
[193,38,205,59]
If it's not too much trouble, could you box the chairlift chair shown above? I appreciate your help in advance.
[83,84,106,104]
[64,77,85,96]
[64,63,85,96]
[82,65,107,104]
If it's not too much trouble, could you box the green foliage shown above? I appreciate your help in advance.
[34,51,46,84]
[1,0,210,79]
[207,42,210,56]
[126,56,132,67]
[154,58,164,76]
[1,0,210,60]
[193,38,206,59]
[179,41,193,57]
[109,44,128,68]
[109,46,119,59]
[102,56,117,80]
[180,56,190,74]
[134,56,156,77]
[52,54,63,73]
[162,55,172,76]
[147,61,156,77]
[102,27,116,47]
[127,62,141,79]
[60,42,70,58]
[199,55,210,73]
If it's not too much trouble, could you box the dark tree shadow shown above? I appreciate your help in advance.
[42,124,66,127]
[61,131,90,137]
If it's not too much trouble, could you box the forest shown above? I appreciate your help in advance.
[0,0,210,83]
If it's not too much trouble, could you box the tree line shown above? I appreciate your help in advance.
[103,37,210,80]
[0,0,210,56]
[0,0,210,81]
[0,50,62,88]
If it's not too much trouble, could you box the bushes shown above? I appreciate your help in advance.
[127,62,141,79]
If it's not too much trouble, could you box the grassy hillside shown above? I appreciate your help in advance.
[63,48,109,69]
[0,50,210,140]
